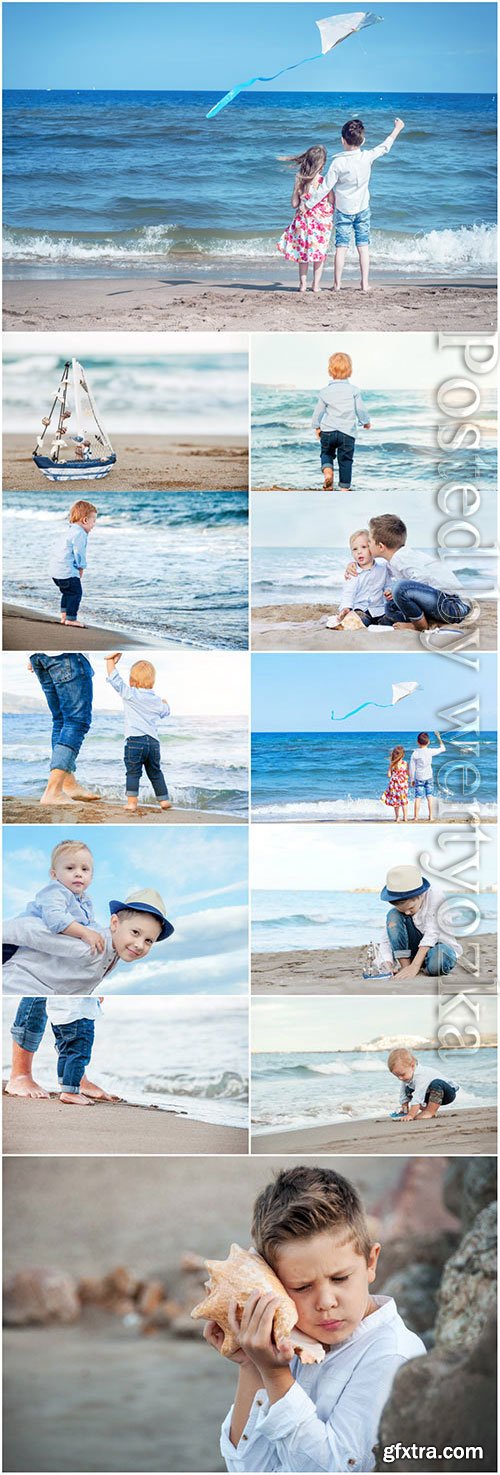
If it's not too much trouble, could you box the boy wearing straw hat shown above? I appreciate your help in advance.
[377,865,460,983]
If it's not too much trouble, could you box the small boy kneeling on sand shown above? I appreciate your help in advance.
[388,1047,459,1122]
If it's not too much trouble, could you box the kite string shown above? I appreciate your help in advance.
[331,700,395,721]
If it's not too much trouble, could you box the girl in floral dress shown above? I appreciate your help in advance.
[277,145,334,293]
[381,745,409,822]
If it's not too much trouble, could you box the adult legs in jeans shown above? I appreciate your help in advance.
[382,580,472,631]
[52,1020,95,1106]
[7,998,49,1098]
[29,653,98,806]
[52,576,83,624]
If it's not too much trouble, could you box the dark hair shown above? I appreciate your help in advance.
[342,118,365,147]
[369,514,407,550]
[280,145,327,206]
[252,1166,373,1268]
[417,732,430,746]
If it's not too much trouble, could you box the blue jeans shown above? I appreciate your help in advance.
[382,580,472,626]
[52,577,82,622]
[386,908,457,977]
[11,998,48,1052]
[335,206,371,247]
[30,652,93,773]
[319,430,355,487]
[52,1019,95,1093]
[124,735,169,798]
[403,1079,457,1108]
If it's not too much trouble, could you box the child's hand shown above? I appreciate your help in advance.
[315,428,321,440]
[81,927,106,954]
[203,1318,254,1368]
[109,652,122,665]
[337,608,349,622]
[363,422,371,429]
[384,589,393,599]
[344,561,357,579]
[27,661,33,672]
[228,1293,294,1375]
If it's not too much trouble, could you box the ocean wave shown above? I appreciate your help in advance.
[253,1059,387,1081]
[144,1068,247,1100]
[252,797,497,820]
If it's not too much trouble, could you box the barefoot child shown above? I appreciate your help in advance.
[312,353,370,490]
[304,117,405,291]
[202,1165,425,1472]
[409,731,446,822]
[50,499,97,628]
[46,996,106,1108]
[381,746,409,822]
[377,864,460,983]
[277,146,334,293]
[329,528,388,627]
[388,1047,458,1122]
[105,653,172,812]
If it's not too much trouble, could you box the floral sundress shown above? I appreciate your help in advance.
[277,176,334,264]
[382,760,409,810]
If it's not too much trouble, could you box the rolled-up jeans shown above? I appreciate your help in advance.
[403,1078,457,1108]
[382,580,472,627]
[30,652,93,773]
[386,908,457,976]
[11,997,48,1052]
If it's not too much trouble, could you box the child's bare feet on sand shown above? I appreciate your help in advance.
[160,800,172,810]
[59,1091,94,1107]
[80,1075,121,1101]
[6,1073,49,1099]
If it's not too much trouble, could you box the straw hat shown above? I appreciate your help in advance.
[380,865,430,903]
[108,888,174,941]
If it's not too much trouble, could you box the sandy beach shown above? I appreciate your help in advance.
[2,1091,247,1156]
[2,796,242,825]
[3,275,496,333]
[251,1105,496,1156]
[252,933,497,994]
[252,600,497,652]
[3,433,248,494]
[2,603,175,653]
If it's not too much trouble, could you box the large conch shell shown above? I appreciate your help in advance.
[326,611,365,631]
[191,1243,325,1364]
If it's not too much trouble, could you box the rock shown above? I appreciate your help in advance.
[460,1160,497,1230]
[141,1299,184,1332]
[78,1275,110,1304]
[443,1161,466,1220]
[376,1231,460,1289]
[3,1268,80,1326]
[434,1202,496,1352]
[377,1263,442,1336]
[112,1297,137,1318]
[137,1280,167,1316]
[374,1313,496,1472]
[105,1266,142,1300]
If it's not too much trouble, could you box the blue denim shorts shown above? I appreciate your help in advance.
[414,779,434,797]
[335,206,371,247]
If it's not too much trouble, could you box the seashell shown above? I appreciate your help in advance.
[191,1243,324,1363]
[41,417,51,426]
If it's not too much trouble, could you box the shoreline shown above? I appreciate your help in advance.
[252,933,497,994]
[2,795,243,826]
[2,1090,247,1156]
[3,276,496,333]
[251,811,497,826]
[251,1104,496,1155]
[2,603,187,652]
[3,433,248,494]
[252,600,496,652]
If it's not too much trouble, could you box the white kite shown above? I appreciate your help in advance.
[331,681,420,721]
[207,12,382,119]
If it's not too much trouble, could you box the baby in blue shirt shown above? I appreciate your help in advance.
[106,652,172,813]
[23,840,104,955]
[50,499,98,628]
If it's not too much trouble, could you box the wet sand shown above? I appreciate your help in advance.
[252,600,497,652]
[2,604,173,653]
[2,1092,247,1157]
[3,433,248,493]
[3,275,496,333]
[2,796,242,826]
[252,933,497,994]
[252,1105,496,1156]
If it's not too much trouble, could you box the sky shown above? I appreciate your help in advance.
[251,332,498,391]
[3,651,249,717]
[3,825,249,994]
[4,332,247,359]
[251,652,497,731]
[251,821,497,890]
[251,994,497,1052]
[251,490,498,550]
[4,3,497,93]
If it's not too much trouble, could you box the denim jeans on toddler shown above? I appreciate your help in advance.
[386,908,457,977]
[382,580,472,627]
[30,652,93,773]
[11,997,48,1051]
[124,734,169,798]
[52,576,83,622]
[402,1079,457,1108]
[335,206,371,248]
[319,429,355,487]
[52,1018,95,1094]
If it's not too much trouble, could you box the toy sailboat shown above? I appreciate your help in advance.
[32,359,116,482]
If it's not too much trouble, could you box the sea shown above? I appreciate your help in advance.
[3,91,497,279]
[2,999,248,1128]
[251,1047,497,1132]
[3,490,249,649]
[251,731,498,820]
[251,386,497,493]
[3,712,248,816]
[252,548,497,607]
[252,888,497,953]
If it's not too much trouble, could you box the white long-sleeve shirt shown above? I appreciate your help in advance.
[312,381,368,437]
[409,743,445,784]
[398,1062,459,1107]
[306,135,395,215]
[389,547,463,594]
[220,1296,425,1473]
[379,884,462,963]
[107,670,170,740]
[25,880,96,934]
[46,997,102,1024]
[3,917,119,996]
[343,561,388,617]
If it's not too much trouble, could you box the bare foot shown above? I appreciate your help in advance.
[160,800,172,810]
[40,790,75,806]
[298,285,307,294]
[323,469,333,490]
[63,784,101,802]
[126,799,138,812]
[392,622,415,632]
[361,284,372,293]
[65,621,87,628]
[59,1092,94,1107]
[5,1074,49,1099]
[60,615,67,624]
[80,1076,121,1102]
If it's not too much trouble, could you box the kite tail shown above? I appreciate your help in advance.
[331,701,393,721]
[206,49,323,118]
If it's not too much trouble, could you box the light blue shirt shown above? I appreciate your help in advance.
[312,381,368,437]
[344,560,390,617]
[107,669,170,739]
[50,524,88,579]
[25,880,96,934]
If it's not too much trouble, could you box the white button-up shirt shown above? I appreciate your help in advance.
[50,524,88,579]
[409,743,446,784]
[389,546,462,594]
[25,880,96,933]
[220,1296,425,1473]
[3,917,118,996]
[398,1062,459,1107]
[379,884,463,963]
[307,136,395,215]
[46,997,102,1024]
[312,381,368,438]
[107,670,170,740]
